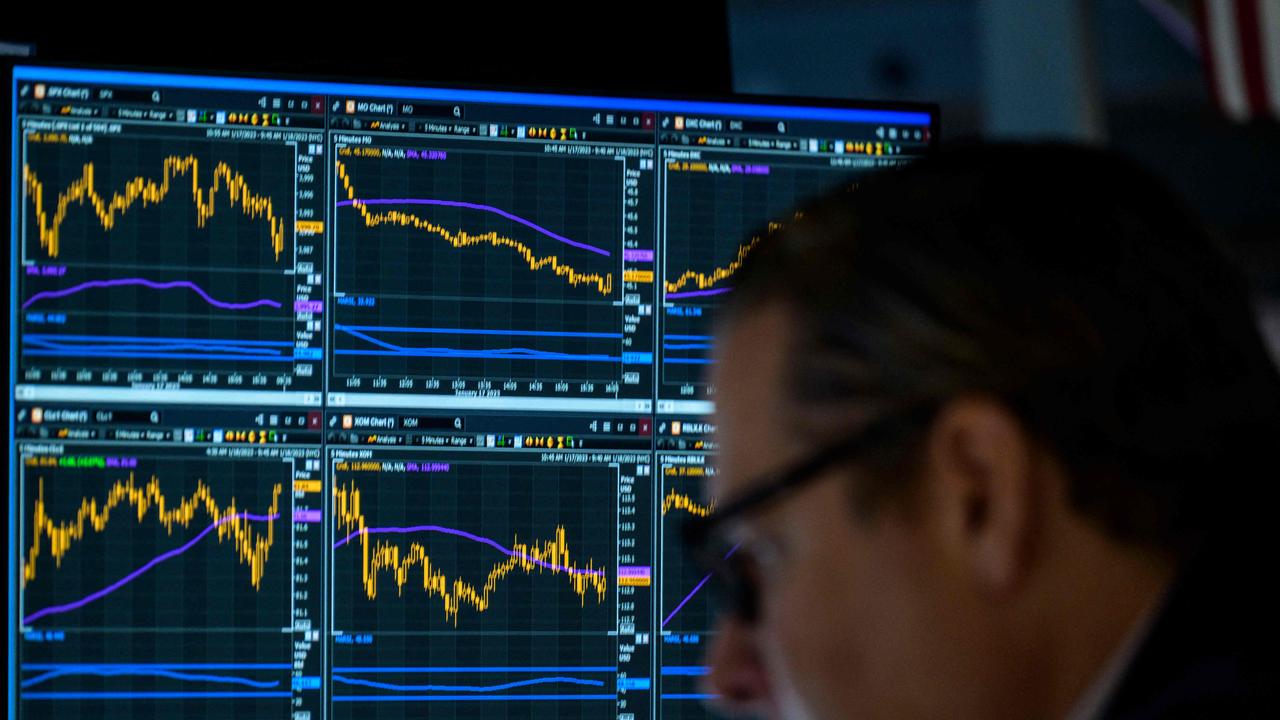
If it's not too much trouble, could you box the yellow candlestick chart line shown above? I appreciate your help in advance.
[661,488,713,518]
[23,157,287,261]
[335,159,614,296]
[333,481,609,626]
[665,220,790,295]
[23,473,283,591]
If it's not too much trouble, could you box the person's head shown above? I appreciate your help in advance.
[700,143,1280,720]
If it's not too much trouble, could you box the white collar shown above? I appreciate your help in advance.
[1063,591,1166,720]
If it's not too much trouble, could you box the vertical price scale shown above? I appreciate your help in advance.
[615,455,653,720]
[286,450,326,719]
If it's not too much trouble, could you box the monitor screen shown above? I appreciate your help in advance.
[10,63,936,719]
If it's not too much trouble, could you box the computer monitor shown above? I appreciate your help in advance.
[10,63,936,719]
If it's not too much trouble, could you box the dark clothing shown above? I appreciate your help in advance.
[1103,532,1280,718]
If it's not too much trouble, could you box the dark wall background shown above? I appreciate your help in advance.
[727,0,1280,297]
[0,8,733,97]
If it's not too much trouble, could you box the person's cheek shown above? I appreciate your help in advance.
[754,552,840,720]
[770,509,878,720]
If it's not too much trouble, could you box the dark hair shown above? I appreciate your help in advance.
[722,143,1280,552]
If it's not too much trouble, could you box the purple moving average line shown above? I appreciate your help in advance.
[663,573,713,628]
[333,524,605,577]
[336,198,611,257]
[21,278,282,311]
[22,511,279,625]
[666,287,732,300]
[662,542,741,629]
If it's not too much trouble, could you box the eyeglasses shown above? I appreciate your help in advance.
[681,402,938,623]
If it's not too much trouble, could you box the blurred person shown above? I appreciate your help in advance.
[690,144,1280,719]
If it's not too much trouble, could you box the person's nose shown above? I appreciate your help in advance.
[702,614,772,715]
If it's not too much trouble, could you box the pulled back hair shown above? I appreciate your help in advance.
[722,143,1280,553]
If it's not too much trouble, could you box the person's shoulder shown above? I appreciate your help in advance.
[1103,535,1280,718]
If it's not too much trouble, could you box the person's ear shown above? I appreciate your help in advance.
[922,396,1039,599]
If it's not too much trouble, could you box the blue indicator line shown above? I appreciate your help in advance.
[336,325,620,361]
[664,693,720,700]
[22,667,281,689]
[335,349,621,362]
[22,350,297,362]
[331,666,615,674]
[22,334,292,346]
[21,330,296,361]
[663,343,712,351]
[333,694,616,702]
[23,691,291,700]
[332,675,604,692]
[664,358,716,365]
[335,324,623,340]
[334,325,399,351]
[24,338,283,356]
[661,666,710,676]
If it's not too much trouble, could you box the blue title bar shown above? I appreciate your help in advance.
[13,65,934,126]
